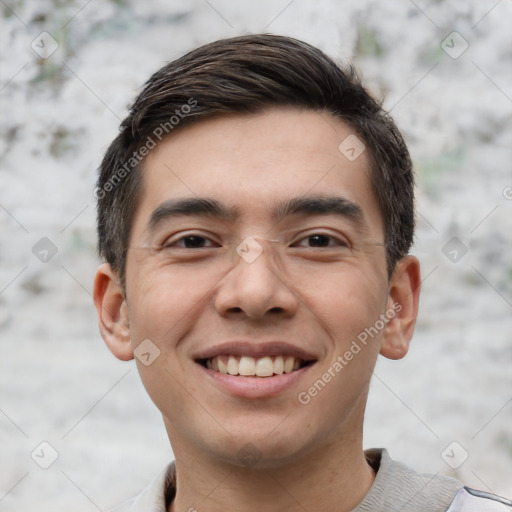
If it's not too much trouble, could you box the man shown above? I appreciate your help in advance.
[93,34,511,512]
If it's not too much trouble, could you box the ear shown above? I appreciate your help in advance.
[380,255,421,360]
[93,263,133,361]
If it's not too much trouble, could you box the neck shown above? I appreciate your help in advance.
[168,435,375,512]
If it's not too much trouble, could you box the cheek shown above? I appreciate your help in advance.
[126,262,222,345]
[125,265,216,415]
[292,269,384,437]
[292,263,387,344]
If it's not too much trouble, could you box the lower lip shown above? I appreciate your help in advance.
[198,363,315,399]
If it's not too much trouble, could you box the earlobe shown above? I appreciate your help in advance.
[380,256,421,361]
[93,263,134,361]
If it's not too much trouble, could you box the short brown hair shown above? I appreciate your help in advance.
[96,34,414,288]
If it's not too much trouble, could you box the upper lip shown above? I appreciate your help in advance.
[194,341,317,362]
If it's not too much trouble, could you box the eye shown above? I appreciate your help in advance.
[294,233,349,248]
[163,234,218,249]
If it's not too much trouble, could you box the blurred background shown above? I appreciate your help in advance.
[1,0,511,510]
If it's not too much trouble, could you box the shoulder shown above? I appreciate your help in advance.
[357,449,511,512]
[359,448,464,511]
[446,487,512,511]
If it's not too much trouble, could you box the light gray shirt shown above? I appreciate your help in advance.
[110,448,512,512]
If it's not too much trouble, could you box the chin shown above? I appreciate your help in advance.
[205,426,320,471]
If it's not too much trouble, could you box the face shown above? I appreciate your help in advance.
[95,107,420,469]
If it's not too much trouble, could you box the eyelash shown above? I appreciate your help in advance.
[162,233,349,249]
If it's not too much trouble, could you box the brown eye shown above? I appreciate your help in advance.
[306,234,331,247]
[295,234,349,248]
[164,235,216,249]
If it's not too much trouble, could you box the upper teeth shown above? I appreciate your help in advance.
[206,355,301,377]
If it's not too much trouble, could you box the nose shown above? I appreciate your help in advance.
[214,238,299,320]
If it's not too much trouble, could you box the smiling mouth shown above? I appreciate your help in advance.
[197,355,315,377]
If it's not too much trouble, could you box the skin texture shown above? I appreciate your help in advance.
[94,108,421,512]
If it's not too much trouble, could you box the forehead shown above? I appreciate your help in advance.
[131,108,383,240]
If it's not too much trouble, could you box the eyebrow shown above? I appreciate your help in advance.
[145,195,367,234]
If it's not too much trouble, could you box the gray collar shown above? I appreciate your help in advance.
[354,448,462,512]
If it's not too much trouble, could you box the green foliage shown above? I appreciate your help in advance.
[414,147,466,198]
[49,126,84,157]
[355,24,384,57]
